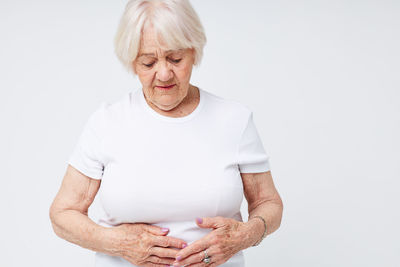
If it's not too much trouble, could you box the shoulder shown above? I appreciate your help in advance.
[201,88,252,121]
[87,91,133,129]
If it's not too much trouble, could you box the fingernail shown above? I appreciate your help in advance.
[161,228,169,232]
[182,243,187,248]
[176,255,182,261]
[196,217,203,224]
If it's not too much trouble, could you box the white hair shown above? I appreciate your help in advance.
[114,0,207,73]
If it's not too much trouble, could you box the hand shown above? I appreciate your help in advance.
[106,223,188,267]
[172,216,254,267]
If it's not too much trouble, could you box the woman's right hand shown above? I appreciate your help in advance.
[105,222,187,267]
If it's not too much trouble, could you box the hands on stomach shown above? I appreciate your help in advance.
[106,216,253,267]
[107,222,187,267]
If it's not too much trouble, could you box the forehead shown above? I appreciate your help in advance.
[138,26,184,56]
[140,27,161,48]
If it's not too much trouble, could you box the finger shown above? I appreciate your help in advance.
[175,238,209,262]
[185,260,217,267]
[149,246,181,259]
[145,255,176,266]
[143,224,171,236]
[195,216,225,229]
[143,261,171,267]
[174,247,215,267]
[186,261,218,267]
[124,255,170,267]
[153,235,188,249]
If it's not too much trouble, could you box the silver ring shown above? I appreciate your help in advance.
[203,249,211,264]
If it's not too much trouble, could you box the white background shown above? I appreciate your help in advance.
[1,0,399,266]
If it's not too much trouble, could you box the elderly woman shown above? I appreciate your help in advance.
[49,0,283,266]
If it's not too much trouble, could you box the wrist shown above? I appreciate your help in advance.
[248,216,268,246]
[101,226,125,257]
[242,218,265,249]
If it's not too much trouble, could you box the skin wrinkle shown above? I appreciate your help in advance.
[243,171,281,210]
[134,25,199,118]
[81,178,98,215]
[138,48,185,58]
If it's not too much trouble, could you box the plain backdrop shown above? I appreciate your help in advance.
[1,0,399,266]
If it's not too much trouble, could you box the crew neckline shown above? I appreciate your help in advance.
[138,87,205,123]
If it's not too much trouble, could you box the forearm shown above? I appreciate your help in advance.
[243,200,283,248]
[248,199,283,236]
[50,209,117,256]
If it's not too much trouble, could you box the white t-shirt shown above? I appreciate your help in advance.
[68,87,271,267]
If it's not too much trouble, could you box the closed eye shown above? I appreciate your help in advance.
[143,62,155,68]
[169,58,182,64]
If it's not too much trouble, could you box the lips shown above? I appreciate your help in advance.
[156,84,175,90]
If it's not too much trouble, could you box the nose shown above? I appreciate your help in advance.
[155,61,173,82]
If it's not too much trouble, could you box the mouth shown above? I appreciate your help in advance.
[155,84,176,90]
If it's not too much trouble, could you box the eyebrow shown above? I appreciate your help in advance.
[138,49,184,58]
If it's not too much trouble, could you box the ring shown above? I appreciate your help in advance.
[203,249,211,264]
[203,257,211,264]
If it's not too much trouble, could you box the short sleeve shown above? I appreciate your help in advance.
[67,106,106,180]
[237,112,271,173]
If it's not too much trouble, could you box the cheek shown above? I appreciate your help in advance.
[137,71,154,86]
[175,65,193,81]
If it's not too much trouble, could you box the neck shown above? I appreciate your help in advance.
[146,84,200,118]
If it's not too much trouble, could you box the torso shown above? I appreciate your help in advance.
[92,87,252,266]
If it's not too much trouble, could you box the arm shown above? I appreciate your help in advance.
[49,165,112,254]
[242,170,284,246]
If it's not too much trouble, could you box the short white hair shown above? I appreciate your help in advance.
[114,0,207,73]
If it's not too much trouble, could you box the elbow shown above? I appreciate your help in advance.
[272,191,284,212]
[49,204,58,234]
[49,199,59,225]
[277,195,284,211]
[48,202,55,222]
[49,202,64,238]
[275,196,284,229]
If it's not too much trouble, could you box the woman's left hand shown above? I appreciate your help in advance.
[172,216,256,267]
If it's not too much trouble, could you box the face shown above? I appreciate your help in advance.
[133,27,195,112]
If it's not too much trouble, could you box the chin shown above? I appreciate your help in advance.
[155,98,179,110]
